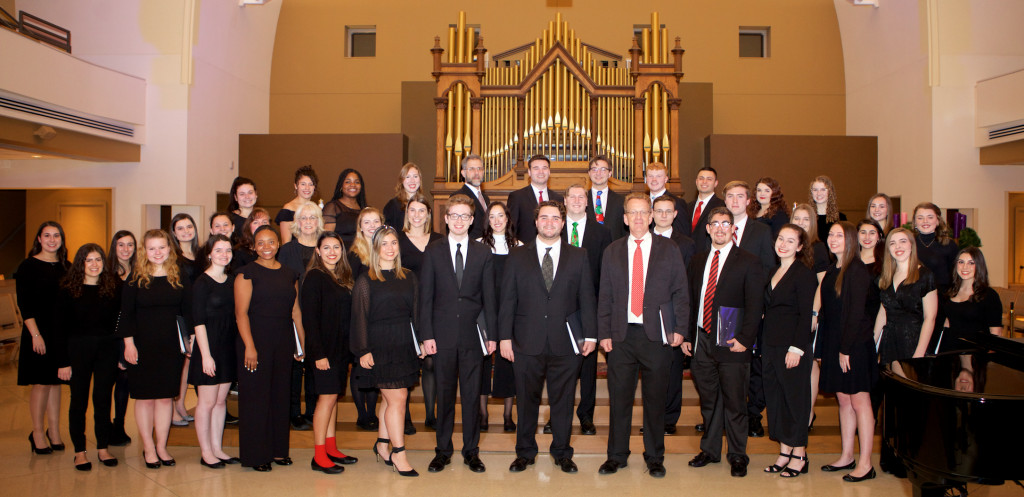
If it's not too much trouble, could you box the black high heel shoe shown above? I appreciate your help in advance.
[808,413,817,431]
[28,433,52,455]
[764,451,792,473]
[843,467,876,482]
[390,446,418,477]
[781,454,809,478]
[373,438,392,466]
[45,432,65,451]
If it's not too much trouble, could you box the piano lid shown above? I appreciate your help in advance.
[886,333,1024,399]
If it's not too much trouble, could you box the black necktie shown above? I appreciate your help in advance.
[542,247,553,291]
[455,243,464,288]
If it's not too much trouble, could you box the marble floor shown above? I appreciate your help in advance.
[0,358,1019,497]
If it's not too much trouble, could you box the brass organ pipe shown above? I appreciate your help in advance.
[652,12,660,64]
[643,92,651,166]
[652,84,661,160]
[662,87,670,169]
[466,27,475,65]
[642,28,650,64]
[463,84,472,154]
[447,27,456,63]
[661,28,669,65]
[457,12,466,63]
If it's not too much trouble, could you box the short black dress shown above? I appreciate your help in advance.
[817,261,878,395]
[120,275,192,399]
[878,266,936,364]
[938,289,1002,352]
[301,269,353,395]
[188,273,237,385]
[350,269,420,389]
[14,257,68,385]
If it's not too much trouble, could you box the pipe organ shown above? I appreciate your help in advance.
[431,11,685,192]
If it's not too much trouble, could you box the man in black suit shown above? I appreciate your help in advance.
[689,166,724,251]
[454,154,490,239]
[645,162,689,238]
[561,184,611,436]
[684,207,765,477]
[499,200,597,474]
[723,180,776,438]
[507,154,564,243]
[420,194,497,474]
[597,193,690,478]
[651,195,696,435]
[585,155,626,240]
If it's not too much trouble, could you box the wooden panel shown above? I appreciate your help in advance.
[58,203,109,259]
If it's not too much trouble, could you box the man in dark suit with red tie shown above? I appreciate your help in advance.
[597,193,690,478]
[499,201,597,474]
[684,207,765,477]
[507,155,564,243]
[420,194,497,474]
[585,155,626,240]
[689,167,724,251]
[454,154,490,239]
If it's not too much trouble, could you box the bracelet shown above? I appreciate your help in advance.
[32,334,40,337]
[811,311,819,317]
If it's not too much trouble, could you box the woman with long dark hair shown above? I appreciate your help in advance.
[940,247,1003,350]
[169,213,200,427]
[302,232,359,473]
[58,243,122,470]
[234,208,271,270]
[16,221,70,455]
[817,222,876,482]
[235,226,305,471]
[383,163,425,228]
[352,226,422,477]
[324,169,367,246]
[751,177,790,238]
[278,165,319,245]
[476,201,521,432]
[790,203,829,428]
[189,235,239,468]
[106,230,136,446]
[121,229,192,469]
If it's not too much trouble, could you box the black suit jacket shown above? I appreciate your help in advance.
[419,238,497,350]
[687,245,765,362]
[455,184,490,240]
[665,229,696,268]
[507,185,564,243]
[498,241,596,356]
[762,262,817,352]
[561,215,611,294]
[738,218,777,278]
[598,235,690,344]
[585,188,626,240]
[653,192,691,239]
[688,195,724,251]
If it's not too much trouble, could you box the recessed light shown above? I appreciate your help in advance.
[31,155,42,158]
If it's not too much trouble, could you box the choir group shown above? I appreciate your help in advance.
[15,154,1003,482]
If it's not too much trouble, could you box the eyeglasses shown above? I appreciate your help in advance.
[653,209,675,216]
[447,213,472,221]
[709,221,733,228]
[625,210,651,217]
[589,167,610,173]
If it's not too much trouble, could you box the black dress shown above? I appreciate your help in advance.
[274,208,295,225]
[810,240,831,274]
[350,269,420,389]
[230,212,247,245]
[816,213,847,241]
[188,274,237,386]
[398,231,442,275]
[235,262,298,467]
[278,240,315,282]
[383,197,406,229]
[878,267,936,364]
[938,289,1002,352]
[480,235,517,398]
[817,261,877,395]
[301,269,353,395]
[916,233,957,292]
[323,200,361,247]
[119,276,192,399]
[14,257,68,385]
[757,210,790,238]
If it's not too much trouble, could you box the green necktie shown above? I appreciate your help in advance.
[571,222,579,247]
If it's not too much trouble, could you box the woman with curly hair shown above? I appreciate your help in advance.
[278,165,319,245]
[809,176,846,239]
[751,177,790,238]
[324,168,367,246]
[58,243,122,470]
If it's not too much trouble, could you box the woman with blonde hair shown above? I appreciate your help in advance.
[348,207,383,278]
[383,163,425,228]
[866,194,893,234]
[121,229,193,468]
[808,176,846,239]
[874,228,938,366]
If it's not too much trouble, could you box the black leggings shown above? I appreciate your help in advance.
[68,336,119,453]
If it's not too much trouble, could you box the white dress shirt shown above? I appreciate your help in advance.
[626,232,653,324]
[535,238,561,280]
[566,213,588,247]
[448,233,469,272]
[697,241,733,330]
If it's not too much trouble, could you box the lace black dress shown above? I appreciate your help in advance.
[878,267,936,364]
[323,200,361,247]
[350,269,420,389]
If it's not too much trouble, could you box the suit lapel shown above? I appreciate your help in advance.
[549,241,572,293]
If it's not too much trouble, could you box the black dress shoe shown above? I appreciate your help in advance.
[508,456,534,472]
[503,418,516,433]
[821,460,857,472]
[543,421,552,434]
[464,455,486,473]
[598,460,626,474]
[748,420,765,438]
[730,459,748,477]
[694,423,705,432]
[310,458,344,474]
[664,424,677,435]
[75,459,92,471]
[647,461,667,478]
[273,457,293,466]
[404,423,417,436]
[108,432,132,447]
[480,417,489,432]
[99,456,118,467]
[144,460,161,469]
[843,467,876,482]
[327,453,358,465]
[356,420,375,431]
[688,452,719,467]
[290,416,311,431]
[554,457,578,473]
[219,457,241,465]
[200,458,226,469]
[428,454,451,472]
[252,463,272,472]
[224,412,239,425]
[160,458,176,467]
[580,418,597,435]
[424,419,436,431]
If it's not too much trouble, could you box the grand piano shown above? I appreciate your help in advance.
[882,333,1024,497]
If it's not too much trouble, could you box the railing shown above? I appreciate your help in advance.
[0,8,71,54]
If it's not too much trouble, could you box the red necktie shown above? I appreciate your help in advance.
[538,190,544,203]
[631,239,644,317]
[691,200,704,231]
[702,250,720,332]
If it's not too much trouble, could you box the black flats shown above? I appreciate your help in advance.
[311,458,344,474]
[99,456,119,467]
[843,467,877,482]
[200,458,226,469]
[821,460,857,472]
[252,463,273,472]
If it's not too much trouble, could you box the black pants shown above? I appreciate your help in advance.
[237,327,291,467]
[434,347,482,458]
[420,355,436,424]
[112,366,130,433]
[663,346,688,426]
[289,359,315,419]
[691,337,750,463]
[747,350,766,423]
[68,335,119,453]
[762,345,811,447]
[514,351,581,459]
[606,325,673,464]
[575,350,597,422]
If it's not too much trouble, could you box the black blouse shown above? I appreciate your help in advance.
[300,269,353,363]
[916,233,957,291]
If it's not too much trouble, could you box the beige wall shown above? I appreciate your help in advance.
[270,0,846,137]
